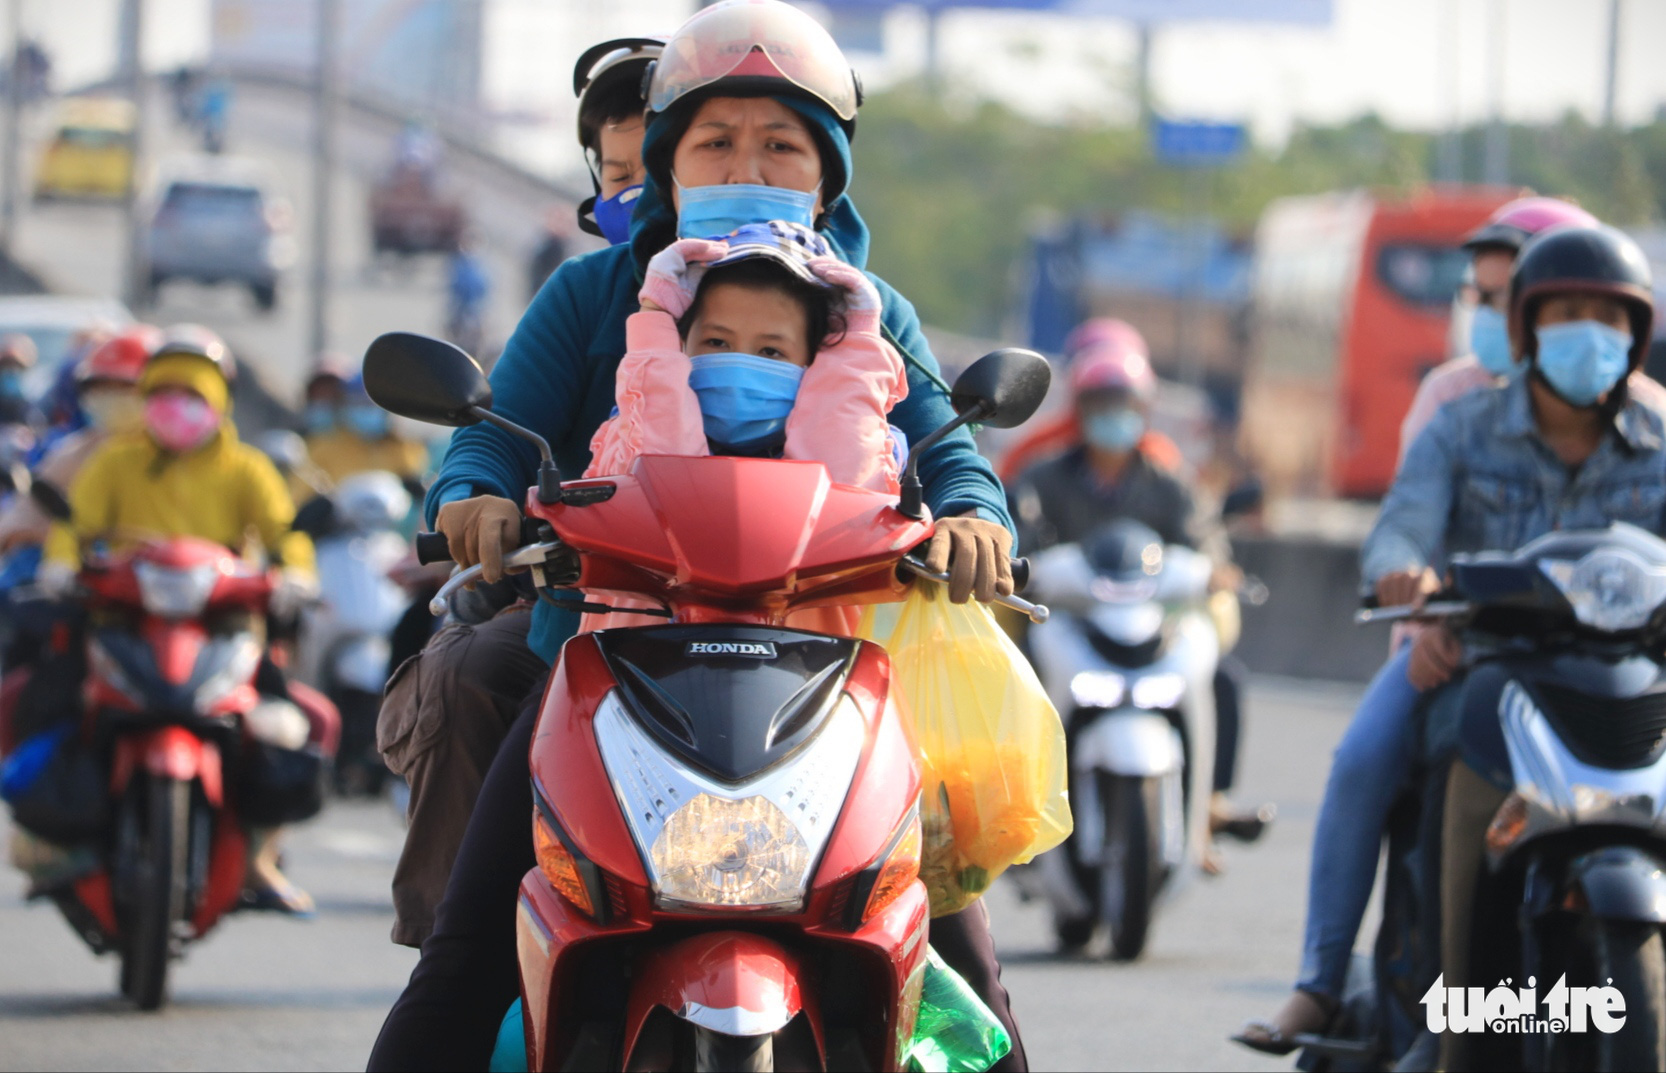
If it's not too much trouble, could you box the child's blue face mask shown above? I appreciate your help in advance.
[675,177,820,240]
[687,353,804,451]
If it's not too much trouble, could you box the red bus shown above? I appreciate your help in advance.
[1239,186,1516,500]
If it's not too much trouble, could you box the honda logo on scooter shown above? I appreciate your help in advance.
[686,641,778,658]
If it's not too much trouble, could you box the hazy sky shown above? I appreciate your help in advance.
[19,0,1666,153]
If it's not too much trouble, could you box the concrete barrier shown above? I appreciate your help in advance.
[1233,535,1386,683]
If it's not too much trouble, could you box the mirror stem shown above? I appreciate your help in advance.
[896,400,990,520]
[472,407,564,505]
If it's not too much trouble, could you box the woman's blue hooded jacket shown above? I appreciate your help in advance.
[426,99,1013,663]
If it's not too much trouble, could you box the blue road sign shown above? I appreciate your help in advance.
[1152,119,1248,166]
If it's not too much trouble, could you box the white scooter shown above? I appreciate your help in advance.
[1024,519,1218,960]
[293,470,413,794]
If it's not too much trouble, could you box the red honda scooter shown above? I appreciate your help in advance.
[366,333,1051,1071]
[10,536,294,1010]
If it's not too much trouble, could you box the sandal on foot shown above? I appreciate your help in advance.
[1230,990,1337,1056]
[238,877,316,918]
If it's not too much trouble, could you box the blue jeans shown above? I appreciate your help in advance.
[1296,646,1421,999]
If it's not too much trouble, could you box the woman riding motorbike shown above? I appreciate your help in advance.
[369,3,1023,1068]
[37,325,329,913]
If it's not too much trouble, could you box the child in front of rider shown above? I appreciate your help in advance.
[578,220,906,632]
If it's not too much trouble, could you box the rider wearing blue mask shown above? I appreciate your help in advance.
[571,37,661,249]
[1396,197,1666,468]
[371,5,1021,1069]
[301,371,428,491]
[1237,223,1666,1059]
[0,333,42,433]
[1008,333,1266,881]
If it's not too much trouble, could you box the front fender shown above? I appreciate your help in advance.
[1073,710,1181,777]
[111,727,221,806]
[622,932,819,1061]
[1569,846,1666,923]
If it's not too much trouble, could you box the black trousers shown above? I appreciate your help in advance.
[368,698,1029,1072]
[1212,655,1248,794]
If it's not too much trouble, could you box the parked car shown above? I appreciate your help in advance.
[0,295,132,400]
[144,159,294,311]
[33,97,134,201]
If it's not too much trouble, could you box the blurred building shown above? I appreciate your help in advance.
[210,0,483,121]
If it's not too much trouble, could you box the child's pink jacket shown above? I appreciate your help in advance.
[579,308,908,634]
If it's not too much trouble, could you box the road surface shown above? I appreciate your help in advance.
[0,675,1361,1072]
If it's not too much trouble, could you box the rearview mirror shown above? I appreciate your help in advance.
[950,348,1052,430]
[362,332,492,427]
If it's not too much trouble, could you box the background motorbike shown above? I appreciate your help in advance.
[292,469,412,794]
[1355,522,1666,1072]
[1023,519,1217,960]
[7,537,293,1010]
[366,333,1052,1072]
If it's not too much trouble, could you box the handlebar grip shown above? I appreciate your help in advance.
[1009,557,1030,594]
[415,531,453,565]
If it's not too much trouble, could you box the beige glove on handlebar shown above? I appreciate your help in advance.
[921,516,1014,605]
[434,495,521,585]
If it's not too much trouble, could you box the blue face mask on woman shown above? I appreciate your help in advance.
[1083,408,1145,453]
[0,369,24,401]
[303,401,336,435]
[675,179,819,240]
[1469,306,1518,377]
[343,403,391,440]
[1535,320,1632,406]
[592,184,641,246]
[687,353,804,450]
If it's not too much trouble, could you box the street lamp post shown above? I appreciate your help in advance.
[308,0,340,360]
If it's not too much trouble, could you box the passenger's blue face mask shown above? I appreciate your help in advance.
[687,353,804,450]
[1469,305,1518,377]
[1083,408,1145,453]
[1534,320,1632,407]
[0,369,24,401]
[303,402,336,435]
[675,178,820,240]
[343,404,391,440]
[593,184,641,246]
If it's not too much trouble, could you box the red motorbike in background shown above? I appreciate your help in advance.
[4,535,317,1010]
[366,333,1052,1071]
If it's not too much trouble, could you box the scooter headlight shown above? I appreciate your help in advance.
[1130,672,1186,711]
[650,794,811,911]
[134,561,219,618]
[1541,548,1666,632]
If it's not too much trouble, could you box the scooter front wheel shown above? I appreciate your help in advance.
[1591,920,1666,1072]
[1101,773,1162,962]
[121,776,191,1011]
[693,1027,772,1073]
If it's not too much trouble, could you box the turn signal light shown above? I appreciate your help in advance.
[862,812,923,923]
[1486,792,1530,856]
[534,808,596,918]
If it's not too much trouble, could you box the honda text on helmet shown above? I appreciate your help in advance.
[574,36,664,245]
[1509,224,1654,408]
[645,0,862,241]
[1464,197,1601,376]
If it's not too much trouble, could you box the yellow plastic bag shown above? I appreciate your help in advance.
[858,584,1072,916]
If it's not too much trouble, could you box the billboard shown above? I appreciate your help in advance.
[210,0,483,112]
[819,0,1331,23]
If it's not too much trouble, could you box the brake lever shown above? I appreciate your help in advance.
[429,541,564,616]
[1353,600,1471,625]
